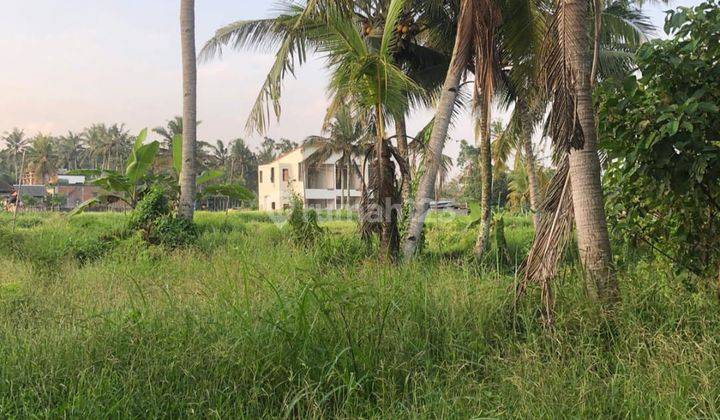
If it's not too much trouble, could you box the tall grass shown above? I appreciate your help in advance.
[0,211,718,417]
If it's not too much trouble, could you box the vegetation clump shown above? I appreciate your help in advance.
[127,185,197,249]
[599,0,720,281]
[286,195,324,247]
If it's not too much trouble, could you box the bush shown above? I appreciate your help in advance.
[598,0,720,279]
[286,195,324,246]
[127,185,171,232]
[126,184,197,250]
[148,215,198,249]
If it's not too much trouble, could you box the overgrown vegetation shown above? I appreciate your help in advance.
[600,0,720,280]
[1,211,719,417]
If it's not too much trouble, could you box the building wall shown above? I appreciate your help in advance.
[257,145,365,211]
[55,185,102,209]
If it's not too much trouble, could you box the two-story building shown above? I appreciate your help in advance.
[258,145,364,211]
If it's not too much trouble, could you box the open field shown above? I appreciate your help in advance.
[1,211,719,418]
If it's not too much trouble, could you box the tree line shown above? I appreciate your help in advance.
[0,118,302,195]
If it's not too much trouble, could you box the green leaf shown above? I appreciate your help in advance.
[380,0,407,57]
[172,134,183,176]
[126,141,160,183]
[134,128,148,150]
[69,197,101,216]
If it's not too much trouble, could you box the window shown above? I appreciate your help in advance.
[270,168,275,183]
[259,170,263,183]
[271,202,276,210]
[282,168,289,182]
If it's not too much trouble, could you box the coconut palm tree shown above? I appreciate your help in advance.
[518,0,653,310]
[2,128,28,183]
[562,0,617,301]
[27,134,58,184]
[57,131,86,171]
[210,140,229,170]
[200,0,458,211]
[321,0,419,258]
[153,116,184,150]
[179,0,198,220]
[403,0,496,259]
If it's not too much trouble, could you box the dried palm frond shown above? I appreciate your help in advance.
[517,158,574,323]
[517,0,586,322]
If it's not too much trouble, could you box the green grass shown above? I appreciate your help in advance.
[0,211,718,418]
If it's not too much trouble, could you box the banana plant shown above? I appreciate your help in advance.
[69,130,225,214]
[170,133,225,193]
[70,128,160,213]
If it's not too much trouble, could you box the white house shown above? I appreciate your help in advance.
[258,145,365,211]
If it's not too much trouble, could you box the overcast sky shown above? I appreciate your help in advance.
[0,0,701,165]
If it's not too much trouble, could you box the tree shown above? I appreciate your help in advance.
[322,0,419,259]
[57,131,86,171]
[153,116,184,149]
[179,0,198,220]
[2,128,28,183]
[229,138,259,190]
[402,0,474,259]
[210,140,229,170]
[403,0,538,259]
[599,0,720,282]
[27,134,58,184]
[564,0,617,301]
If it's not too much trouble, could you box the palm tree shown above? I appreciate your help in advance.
[153,116,184,150]
[27,134,58,184]
[57,131,86,171]
[305,107,366,209]
[210,140,229,169]
[2,128,28,183]
[200,0,458,212]
[228,138,255,183]
[506,156,552,212]
[179,0,198,220]
[403,0,489,258]
[492,105,544,228]
[519,0,653,308]
[563,0,616,301]
[320,0,419,259]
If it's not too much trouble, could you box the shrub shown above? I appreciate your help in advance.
[127,185,171,232]
[148,215,198,249]
[126,184,197,250]
[598,0,720,279]
[286,195,324,246]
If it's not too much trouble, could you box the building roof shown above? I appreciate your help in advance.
[14,185,47,197]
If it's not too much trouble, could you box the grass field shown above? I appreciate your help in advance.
[1,211,719,418]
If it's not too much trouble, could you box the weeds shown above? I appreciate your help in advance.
[0,211,718,417]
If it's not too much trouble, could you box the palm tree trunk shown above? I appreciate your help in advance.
[402,0,472,259]
[395,114,411,205]
[346,155,351,210]
[566,0,618,302]
[13,155,19,184]
[179,0,197,220]
[519,100,541,229]
[473,99,493,259]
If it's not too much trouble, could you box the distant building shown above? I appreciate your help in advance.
[53,184,102,210]
[258,145,366,211]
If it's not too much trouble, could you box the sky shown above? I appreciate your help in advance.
[0,0,702,167]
